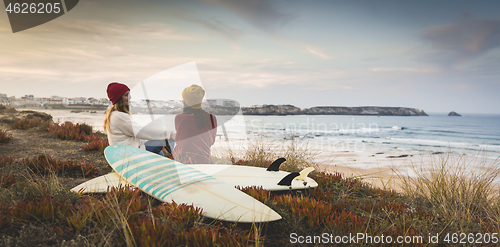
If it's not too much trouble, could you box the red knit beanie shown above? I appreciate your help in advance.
[107,82,130,104]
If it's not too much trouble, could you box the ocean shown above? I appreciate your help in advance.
[40,109,500,169]
[240,113,500,156]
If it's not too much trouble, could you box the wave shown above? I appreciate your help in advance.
[386,138,500,152]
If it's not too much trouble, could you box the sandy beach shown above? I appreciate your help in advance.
[20,107,496,192]
[3,107,499,246]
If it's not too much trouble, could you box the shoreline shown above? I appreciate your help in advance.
[1,107,499,246]
[18,108,499,191]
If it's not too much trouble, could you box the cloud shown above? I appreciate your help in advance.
[304,44,332,60]
[314,85,360,91]
[199,59,363,92]
[0,67,62,77]
[199,0,296,34]
[23,20,193,42]
[447,83,476,90]
[371,67,438,74]
[418,14,500,69]
[175,15,243,46]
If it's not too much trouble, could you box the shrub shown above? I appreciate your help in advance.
[5,196,70,223]
[21,154,96,176]
[0,129,12,143]
[0,155,14,165]
[130,215,250,247]
[81,139,109,151]
[24,112,52,122]
[238,186,270,204]
[0,175,16,188]
[47,122,102,142]
[11,118,48,130]
[79,123,93,135]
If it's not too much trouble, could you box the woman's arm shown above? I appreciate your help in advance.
[112,112,172,140]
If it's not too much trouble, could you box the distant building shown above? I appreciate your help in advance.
[3,94,111,107]
[73,97,87,104]
[0,97,9,106]
[99,98,111,106]
[67,98,76,105]
[88,97,99,105]
[21,95,34,101]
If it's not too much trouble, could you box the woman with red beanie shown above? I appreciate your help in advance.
[173,84,217,164]
[104,82,173,148]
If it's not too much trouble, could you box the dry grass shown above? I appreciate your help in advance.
[225,138,317,173]
[0,129,13,143]
[396,152,500,233]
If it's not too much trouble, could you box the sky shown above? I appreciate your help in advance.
[1,0,500,114]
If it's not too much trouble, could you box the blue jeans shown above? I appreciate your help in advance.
[144,139,175,157]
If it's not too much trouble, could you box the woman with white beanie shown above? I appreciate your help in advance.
[173,84,217,164]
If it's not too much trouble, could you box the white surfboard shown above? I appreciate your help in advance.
[101,144,281,223]
[189,164,317,190]
[71,158,317,193]
[72,164,317,193]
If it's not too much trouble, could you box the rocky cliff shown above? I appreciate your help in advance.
[241,105,428,116]
[241,105,302,116]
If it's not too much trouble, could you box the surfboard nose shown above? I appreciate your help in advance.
[213,208,282,223]
[217,199,282,223]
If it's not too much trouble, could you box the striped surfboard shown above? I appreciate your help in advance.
[104,145,281,223]
[71,164,318,194]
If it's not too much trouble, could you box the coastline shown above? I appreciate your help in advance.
[2,107,500,246]
[241,105,428,116]
[17,107,499,191]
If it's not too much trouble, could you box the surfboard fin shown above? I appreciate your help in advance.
[267,158,286,171]
[294,167,315,181]
[278,172,300,186]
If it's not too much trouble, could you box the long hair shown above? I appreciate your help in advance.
[182,102,213,129]
[103,97,130,134]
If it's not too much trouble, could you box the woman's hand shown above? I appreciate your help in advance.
[164,131,176,140]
